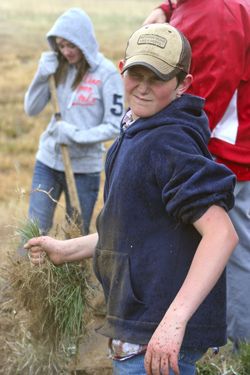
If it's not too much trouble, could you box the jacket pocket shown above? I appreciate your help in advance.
[93,248,145,319]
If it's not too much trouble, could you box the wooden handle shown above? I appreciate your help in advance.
[60,144,82,214]
[49,76,83,233]
[49,76,61,117]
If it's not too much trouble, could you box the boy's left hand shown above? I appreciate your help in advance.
[144,316,186,375]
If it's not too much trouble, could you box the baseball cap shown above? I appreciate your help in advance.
[121,23,191,81]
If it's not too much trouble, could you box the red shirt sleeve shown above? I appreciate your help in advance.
[159,1,176,22]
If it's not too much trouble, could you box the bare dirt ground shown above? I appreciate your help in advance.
[73,317,112,374]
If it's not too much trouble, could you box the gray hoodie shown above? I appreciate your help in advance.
[24,8,124,173]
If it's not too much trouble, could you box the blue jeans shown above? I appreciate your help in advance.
[28,160,100,235]
[227,181,250,346]
[112,348,206,375]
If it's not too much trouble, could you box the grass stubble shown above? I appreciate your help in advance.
[0,218,96,374]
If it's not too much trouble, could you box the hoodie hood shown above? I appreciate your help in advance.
[125,94,210,144]
[46,8,101,71]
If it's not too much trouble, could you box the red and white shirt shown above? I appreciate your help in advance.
[160,0,250,180]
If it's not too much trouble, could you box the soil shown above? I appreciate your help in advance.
[70,288,112,374]
[72,316,112,374]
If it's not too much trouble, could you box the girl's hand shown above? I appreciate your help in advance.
[38,51,59,77]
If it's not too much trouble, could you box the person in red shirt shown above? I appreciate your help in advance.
[144,0,250,350]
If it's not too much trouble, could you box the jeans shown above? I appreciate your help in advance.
[227,181,250,345]
[28,160,100,235]
[112,348,206,375]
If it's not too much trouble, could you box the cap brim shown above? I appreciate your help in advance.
[121,54,181,81]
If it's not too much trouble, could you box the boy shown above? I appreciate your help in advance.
[144,0,250,349]
[26,24,238,375]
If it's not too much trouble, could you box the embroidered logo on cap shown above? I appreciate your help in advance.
[137,34,167,49]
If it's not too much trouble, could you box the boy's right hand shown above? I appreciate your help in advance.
[24,236,64,266]
[38,51,59,78]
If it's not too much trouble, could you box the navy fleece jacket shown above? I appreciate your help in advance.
[93,94,235,349]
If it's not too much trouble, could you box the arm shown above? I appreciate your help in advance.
[24,51,59,116]
[144,205,238,375]
[24,71,51,115]
[56,72,124,145]
[143,7,167,25]
[25,232,98,265]
[143,2,176,25]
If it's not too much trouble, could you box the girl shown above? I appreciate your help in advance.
[24,8,124,235]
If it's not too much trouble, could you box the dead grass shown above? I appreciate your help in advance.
[0,248,95,373]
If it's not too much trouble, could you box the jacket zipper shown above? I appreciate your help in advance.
[105,129,126,194]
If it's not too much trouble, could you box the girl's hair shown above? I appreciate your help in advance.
[54,49,89,90]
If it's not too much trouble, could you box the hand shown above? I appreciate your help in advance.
[144,313,187,375]
[56,120,77,145]
[24,236,65,265]
[48,120,76,145]
[143,8,167,25]
[38,51,59,77]
[47,120,58,135]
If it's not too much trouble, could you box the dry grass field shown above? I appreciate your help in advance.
[0,0,160,261]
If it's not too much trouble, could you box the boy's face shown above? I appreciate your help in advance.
[123,66,180,119]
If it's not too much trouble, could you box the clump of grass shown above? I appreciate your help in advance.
[238,342,250,375]
[0,266,71,374]
[196,344,244,375]
[17,217,41,250]
[0,218,95,373]
[8,252,93,345]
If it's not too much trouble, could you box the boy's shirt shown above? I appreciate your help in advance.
[121,108,135,130]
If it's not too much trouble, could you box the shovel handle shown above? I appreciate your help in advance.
[49,75,83,233]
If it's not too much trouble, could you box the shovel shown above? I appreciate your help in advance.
[49,75,83,234]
